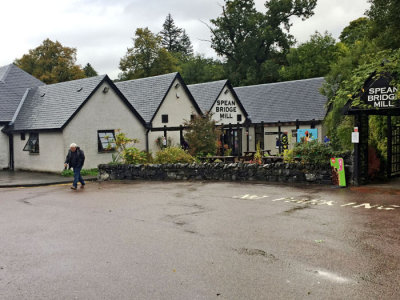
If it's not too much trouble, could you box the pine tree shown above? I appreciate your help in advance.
[83,63,98,77]
[160,14,193,58]
[160,13,182,52]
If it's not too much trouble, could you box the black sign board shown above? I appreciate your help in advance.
[361,75,398,109]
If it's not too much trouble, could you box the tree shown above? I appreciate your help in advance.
[279,32,339,81]
[160,14,182,52]
[83,63,98,77]
[180,55,225,84]
[209,0,317,86]
[160,14,193,58]
[367,0,400,50]
[339,17,371,46]
[184,113,221,156]
[15,38,86,84]
[119,27,179,80]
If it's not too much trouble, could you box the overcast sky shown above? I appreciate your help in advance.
[1,0,370,79]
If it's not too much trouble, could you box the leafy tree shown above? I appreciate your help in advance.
[119,27,179,80]
[280,32,339,81]
[367,0,400,50]
[15,38,86,84]
[83,63,98,77]
[339,17,371,46]
[322,48,400,154]
[160,14,193,58]
[184,113,221,156]
[209,0,317,86]
[180,55,225,84]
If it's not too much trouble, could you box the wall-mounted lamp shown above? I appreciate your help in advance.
[176,92,180,99]
[103,86,109,93]
[175,83,180,89]
[224,89,229,94]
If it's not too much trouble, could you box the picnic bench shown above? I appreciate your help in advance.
[199,156,236,163]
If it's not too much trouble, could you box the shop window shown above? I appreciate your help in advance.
[237,115,242,122]
[98,130,116,152]
[20,133,25,140]
[23,133,39,153]
[162,114,169,123]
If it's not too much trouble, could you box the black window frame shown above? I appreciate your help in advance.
[98,130,117,152]
[23,133,39,154]
[20,133,25,140]
[162,114,169,123]
[237,114,242,122]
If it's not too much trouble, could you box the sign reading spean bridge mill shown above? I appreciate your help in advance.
[362,75,398,108]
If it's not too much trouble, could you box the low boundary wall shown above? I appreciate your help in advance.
[98,162,353,185]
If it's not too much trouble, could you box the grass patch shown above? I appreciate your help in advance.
[61,168,98,177]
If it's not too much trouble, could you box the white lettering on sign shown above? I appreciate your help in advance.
[367,86,397,108]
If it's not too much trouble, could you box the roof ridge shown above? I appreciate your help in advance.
[234,77,325,90]
[0,64,13,82]
[116,72,178,84]
[42,74,106,88]
[188,79,228,87]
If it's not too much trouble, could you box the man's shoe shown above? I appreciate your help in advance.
[80,185,85,189]
[70,186,77,190]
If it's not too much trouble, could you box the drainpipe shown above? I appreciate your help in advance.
[8,133,14,171]
[145,122,151,153]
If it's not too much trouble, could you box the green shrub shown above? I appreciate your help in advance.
[122,147,148,164]
[154,147,196,164]
[292,140,336,164]
[283,149,296,163]
[61,168,98,177]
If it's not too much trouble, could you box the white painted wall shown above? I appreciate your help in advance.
[63,82,146,169]
[210,86,245,125]
[0,127,9,169]
[14,132,64,172]
[264,124,324,155]
[150,78,199,153]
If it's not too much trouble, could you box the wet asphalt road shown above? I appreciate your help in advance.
[0,181,399,300]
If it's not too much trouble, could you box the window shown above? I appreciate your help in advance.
[237,115,242,122]
[23,133,39,153]
[20,133,25,140]
[190,114,195,121]
[98,130,116,152]
[162,114,169,123]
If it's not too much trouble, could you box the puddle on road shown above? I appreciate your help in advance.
[234,248,278,263]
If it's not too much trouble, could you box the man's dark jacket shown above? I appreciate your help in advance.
[65,147,85,169]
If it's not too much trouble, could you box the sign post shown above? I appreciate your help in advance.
[330,157,346,187]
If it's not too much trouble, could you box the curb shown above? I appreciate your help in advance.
[0,177,97,189]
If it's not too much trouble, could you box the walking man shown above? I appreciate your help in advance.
[64,143,85,190]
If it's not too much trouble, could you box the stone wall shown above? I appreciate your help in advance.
[98,161,353,185]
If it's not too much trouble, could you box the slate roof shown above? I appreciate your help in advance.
[12,75,107,131]
[234,77,328,124]
[0,64,44,122]
[115,73,180,123]
[187,80,228,113]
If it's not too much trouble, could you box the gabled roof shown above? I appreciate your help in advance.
[234,77,328,124]
[188,80,228,113]
[188,79,248,118]
[116,72,201,124]
[0,64,44,122]
[11,75,125,131]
